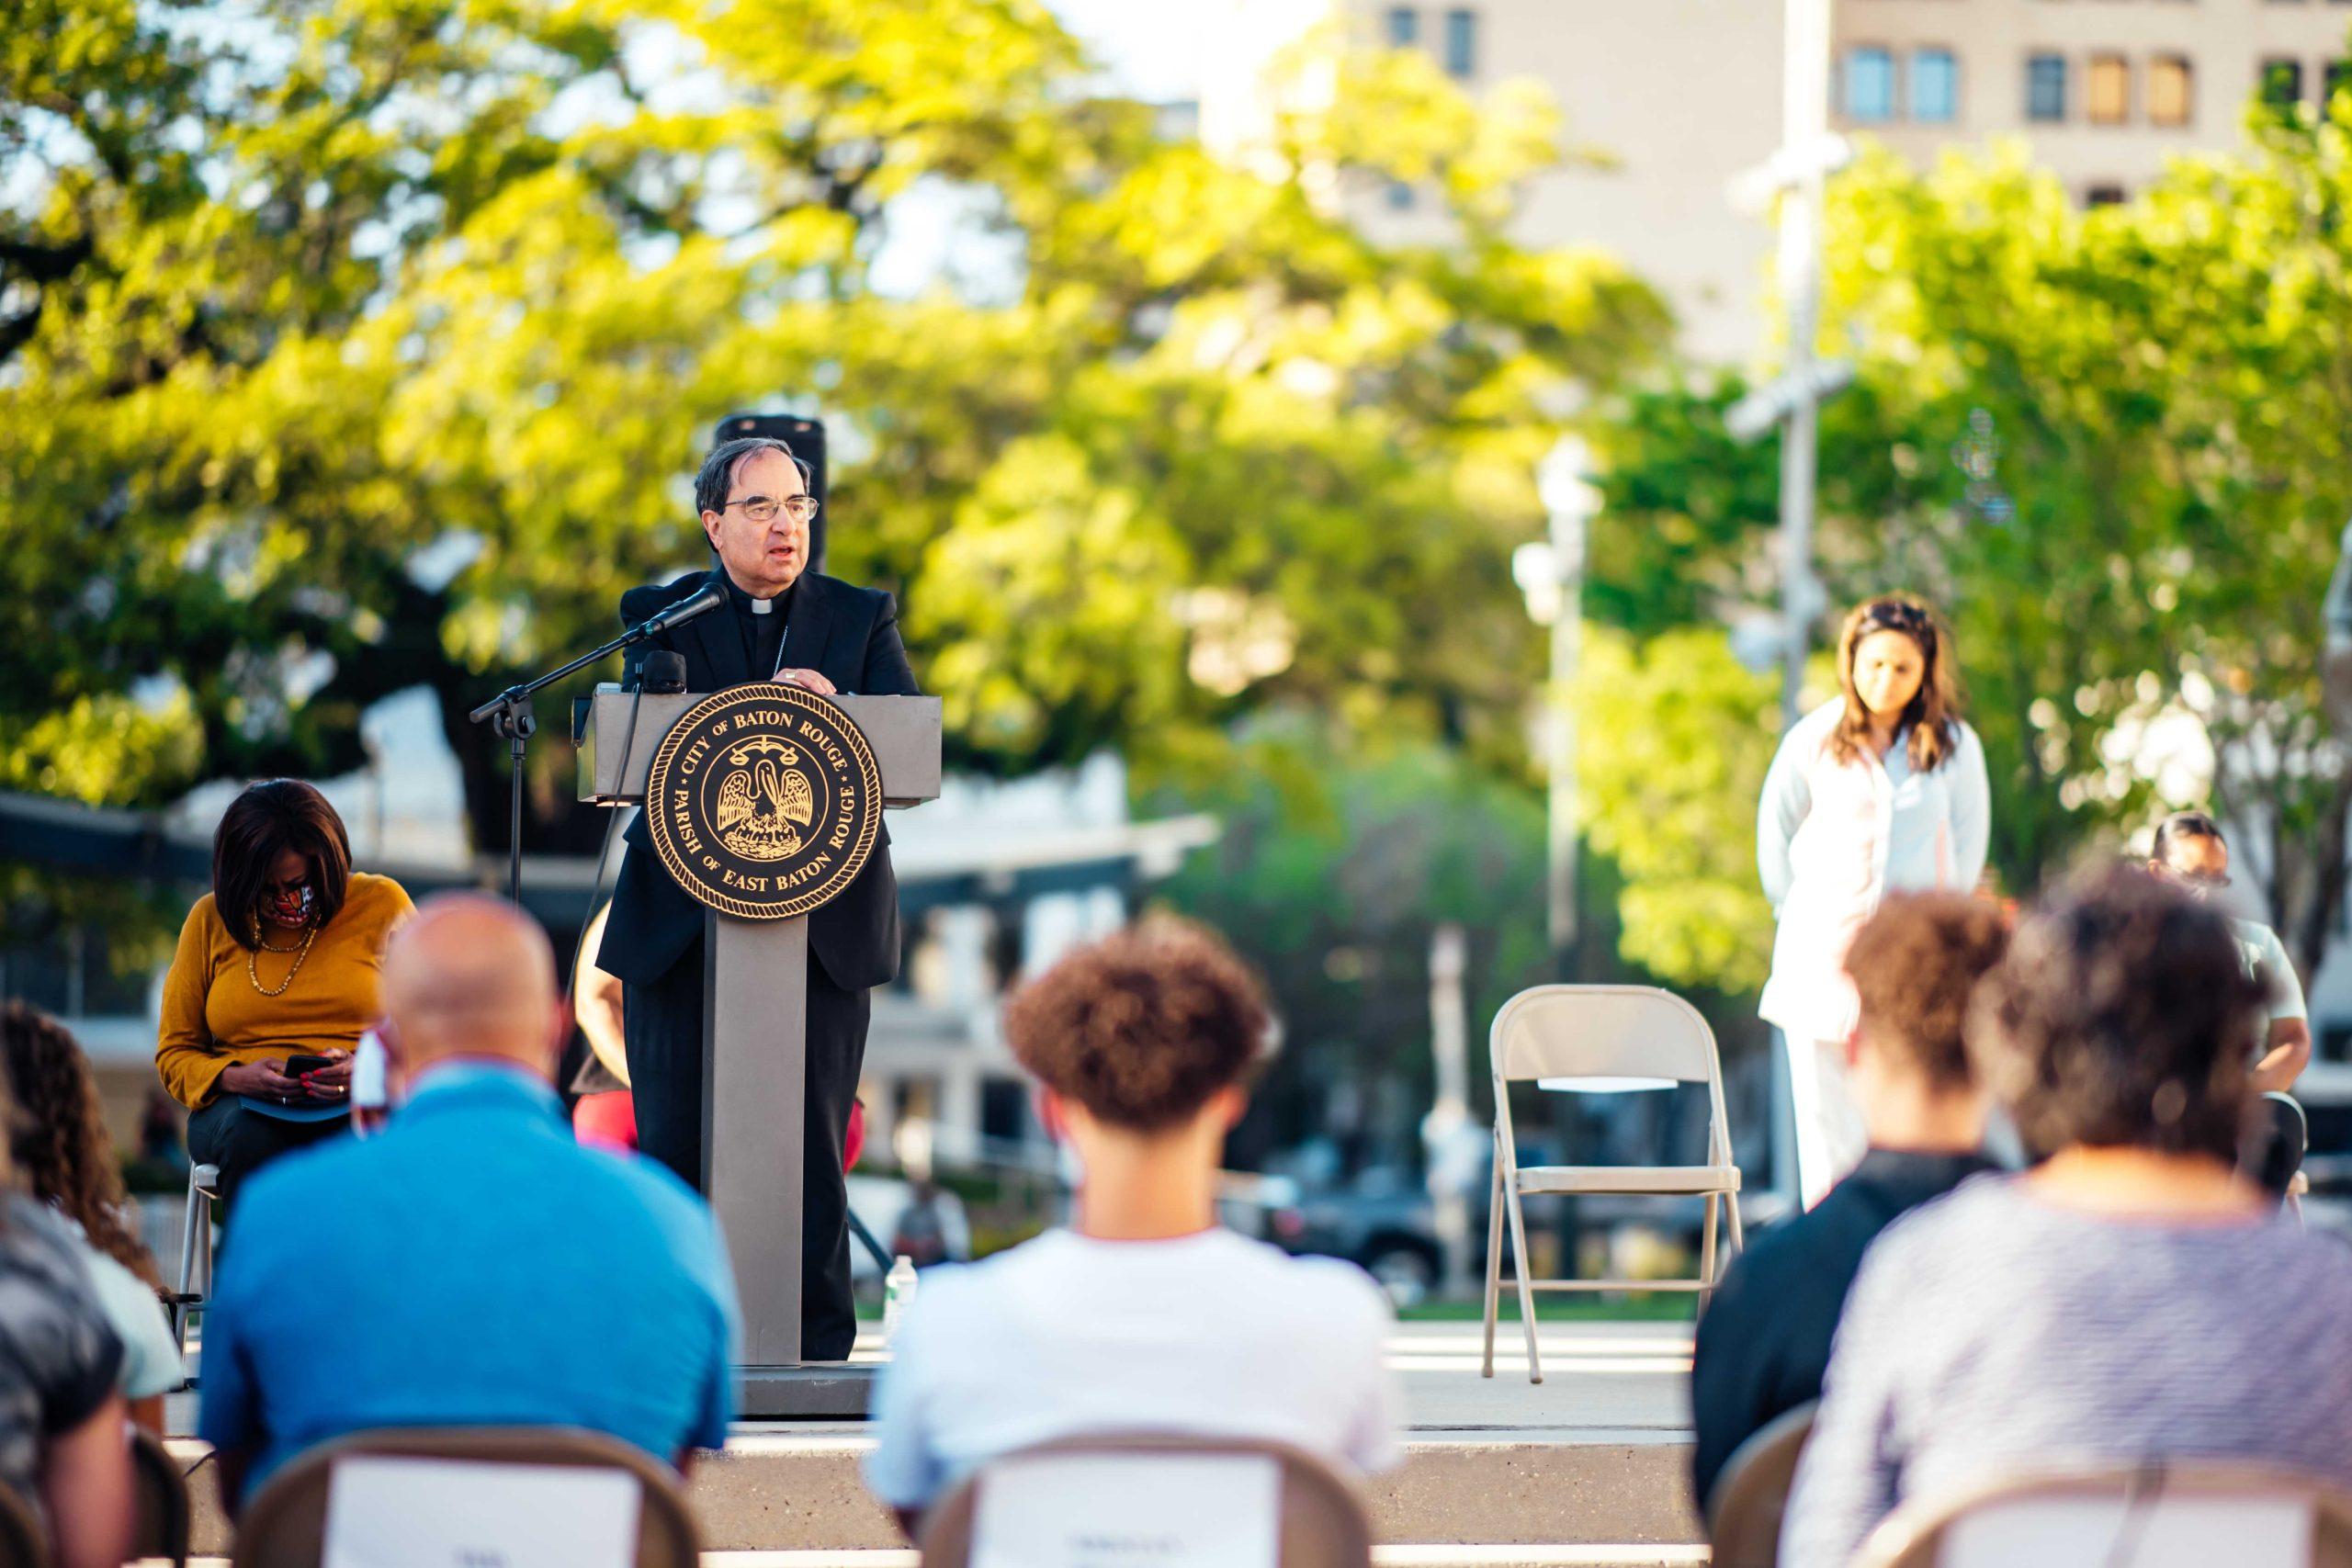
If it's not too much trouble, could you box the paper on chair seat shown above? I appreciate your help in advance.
[972,1451,1280,1568]
[322,1455,640,1568]
[1941,1492,2311,1568]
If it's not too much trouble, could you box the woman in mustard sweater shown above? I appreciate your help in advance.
[157,781,413,1207]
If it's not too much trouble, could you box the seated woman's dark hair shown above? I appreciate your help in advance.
[0,1004,160,1289]
[1002,918,1272,1134]
[212,779,353,950]
[1971,864,2265,1162]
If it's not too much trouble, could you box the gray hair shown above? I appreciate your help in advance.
[695,436,808,520]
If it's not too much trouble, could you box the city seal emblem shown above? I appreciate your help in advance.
[642,684,883,920]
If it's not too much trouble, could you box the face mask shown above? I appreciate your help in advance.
[263,883,316,927]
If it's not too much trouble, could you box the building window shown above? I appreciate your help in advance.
[1911,48,1959,123]
[1385,6,1418,47]
[2027,53,2068,122]
[1385,180,1415,211]
[2261,58,2305,107]
[2327,60,2352,104]
[2147,54,2192,127]
[2086,184,2126,207]
[1845,46,1897,122]
[2087,53,2130,125]
[1442,8,1476,79]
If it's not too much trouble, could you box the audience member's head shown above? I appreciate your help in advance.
[1973,865,2264,1164]
[212,778,354,949]
[0,1003,161,1290]
[1003,919,1272,1155]
[379,894,562,1082]
[2148,809,2231,893]
[1841,894,2007,1147]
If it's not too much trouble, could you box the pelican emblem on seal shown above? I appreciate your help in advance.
[713,737,814,861]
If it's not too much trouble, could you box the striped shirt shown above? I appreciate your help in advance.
[1783,1173,2352,1564]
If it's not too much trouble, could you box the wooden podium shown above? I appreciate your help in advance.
[579,682,941,1416]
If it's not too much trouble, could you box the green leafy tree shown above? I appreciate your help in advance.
[1148,725,1555,1154]
[1586,86,2352,978]
[1574,626,1779,996]
[3,0,1661,852]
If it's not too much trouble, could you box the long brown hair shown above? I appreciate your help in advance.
[1826,593,1965,773]
[0,1003,164,1289]
[213,779,353,950]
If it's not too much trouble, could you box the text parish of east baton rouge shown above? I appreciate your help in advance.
[643,685,884,920]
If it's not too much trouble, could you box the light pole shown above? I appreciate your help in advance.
[1518,436,1602,964]
[1726,0,1849,730]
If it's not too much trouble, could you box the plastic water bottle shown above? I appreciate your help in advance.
[883,1255,919,1342]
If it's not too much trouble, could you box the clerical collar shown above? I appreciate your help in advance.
[718,571,796,620]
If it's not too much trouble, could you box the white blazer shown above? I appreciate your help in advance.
[1757,700,1991,1043]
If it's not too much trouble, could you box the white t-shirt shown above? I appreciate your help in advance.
[864,1226,1401,1511]
[2233,919,2308,1023]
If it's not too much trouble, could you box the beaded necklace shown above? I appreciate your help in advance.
[247,918,319,998]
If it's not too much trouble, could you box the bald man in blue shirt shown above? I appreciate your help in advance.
[199,895,739,1512]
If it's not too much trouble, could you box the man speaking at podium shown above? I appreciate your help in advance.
[598,434,919,1360]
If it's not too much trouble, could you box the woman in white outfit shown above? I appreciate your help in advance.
[1757,595,1990,1207]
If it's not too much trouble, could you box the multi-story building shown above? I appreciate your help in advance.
[1201,0,2352,360]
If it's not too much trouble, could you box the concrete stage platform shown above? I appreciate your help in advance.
[167,1321,1705,1562]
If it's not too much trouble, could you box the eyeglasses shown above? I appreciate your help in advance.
[723,494,820,524]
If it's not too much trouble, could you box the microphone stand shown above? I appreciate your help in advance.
[468,622,664,909]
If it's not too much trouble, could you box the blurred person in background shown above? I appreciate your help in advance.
[1,1004,182,1430]
[1689,893,2006,1507]
[2148,810,2310,1196]
[198,895,736,1512]
[568,901,637,1151]
[156,781,413,1210]
[1782,866,2352,1564]
[1758,594,1990,1208]
[865,919,1399,1536]
[0,1063,133,1568]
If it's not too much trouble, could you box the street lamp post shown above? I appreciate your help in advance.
[1520,437,1602,966]
[1726,0,1847,730]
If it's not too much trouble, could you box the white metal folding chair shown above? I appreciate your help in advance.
[1480,985,1744,1382]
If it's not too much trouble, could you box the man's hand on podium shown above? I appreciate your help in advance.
[773,668,837,695]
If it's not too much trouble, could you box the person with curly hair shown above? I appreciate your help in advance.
[864,919,1400,1537]
[1689,893,2006,1509]
[0,1046,134,1568]
[1782,866,2352,1564]
[1758,593,1991,1208]
[0,1005,182,1430]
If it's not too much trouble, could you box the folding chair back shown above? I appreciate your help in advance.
[1482,985,1744,1382]
[918,1432,1373,1568]
[1491,985,1724,1086]
[130,1424,192,1566]
[232,1427,699,1568]
[1857,1461,2352,1568]
[1705,1402,1816,1568]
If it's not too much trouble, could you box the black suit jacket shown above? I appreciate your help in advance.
[595,568,922,994]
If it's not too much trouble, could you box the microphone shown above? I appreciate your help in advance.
[634,581,727,637]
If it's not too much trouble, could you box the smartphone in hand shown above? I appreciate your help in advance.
[282,1054,334,1094]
